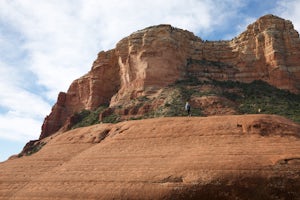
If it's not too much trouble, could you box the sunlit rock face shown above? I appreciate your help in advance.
[40,14,300,139]
[2,115,300,199]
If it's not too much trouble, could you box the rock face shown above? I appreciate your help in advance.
[110,25,197,105]
[40,14,300,139]
[1,115,300,199]
[40,50,120,139]
[187,14,300,92]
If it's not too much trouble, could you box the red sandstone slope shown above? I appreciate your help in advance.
[1,115,300,199]
[40,14,300,139]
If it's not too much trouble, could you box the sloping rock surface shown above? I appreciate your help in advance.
[1,115,300,199]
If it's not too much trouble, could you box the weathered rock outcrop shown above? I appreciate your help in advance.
[110,25,198,105]
[1,115,300,199]
[187,14,300,92]
[40,14,300,139]
[40,50,120,139]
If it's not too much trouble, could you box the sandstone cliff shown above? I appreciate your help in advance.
[40,50,120,139]
[40,14,300,139]
[1,115,300,199]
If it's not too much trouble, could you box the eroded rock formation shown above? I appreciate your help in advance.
[1,115,300,199]
[40,14,300,139]
[40,50,120,139]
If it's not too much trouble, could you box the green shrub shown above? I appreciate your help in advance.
[129,116,143,120]
[22,142,46,157]
[213,80,300,123]
[102,114,121,123]
[170,78,300,123]
[70,79,300,125]
[174,76,200,86]
[71,105,109,129]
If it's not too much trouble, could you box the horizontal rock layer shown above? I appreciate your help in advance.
[1,115,300,199]
[40,14,300,139]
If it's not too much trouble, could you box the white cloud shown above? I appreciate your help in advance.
[0,61,51,142]
[0,114,41,141]
[0,62,50,114]
[0,0,245,101]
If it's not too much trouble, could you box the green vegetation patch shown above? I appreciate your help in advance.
[102,113,121,123]
[18,141,46,157]
[212,80,300,123]
[71,105,108,129]
[70,79,300,127]
[169,77,300,123]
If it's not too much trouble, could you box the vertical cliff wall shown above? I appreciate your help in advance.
[187,14,300,92]
[110,25,199,106]
[40,14,300,139]
[40,50,120,139]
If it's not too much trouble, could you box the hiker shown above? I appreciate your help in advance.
[185,101,191,116]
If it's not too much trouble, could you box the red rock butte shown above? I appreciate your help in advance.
[1,15,300,199]
[40,14,300,139]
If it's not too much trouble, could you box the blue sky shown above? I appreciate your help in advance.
[1,0,300,162]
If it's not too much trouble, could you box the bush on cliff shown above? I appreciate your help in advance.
[71,105,108,129]
[71,79,300,129]
[212,80,300,123]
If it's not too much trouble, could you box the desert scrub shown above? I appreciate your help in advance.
[26,142,46,156]
[160,88,186,117]
[169,78,300,122]
[102,113,121,123]
[212,80,300,123]
[163,86,203,117]
[71,105,109,129]
[18,141,46,157]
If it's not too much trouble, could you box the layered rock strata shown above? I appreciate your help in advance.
[1,115,300,199]
[41,14,300,139]
[40,50,120,139]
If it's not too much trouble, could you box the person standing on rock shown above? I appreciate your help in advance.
[185,101,191,117]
